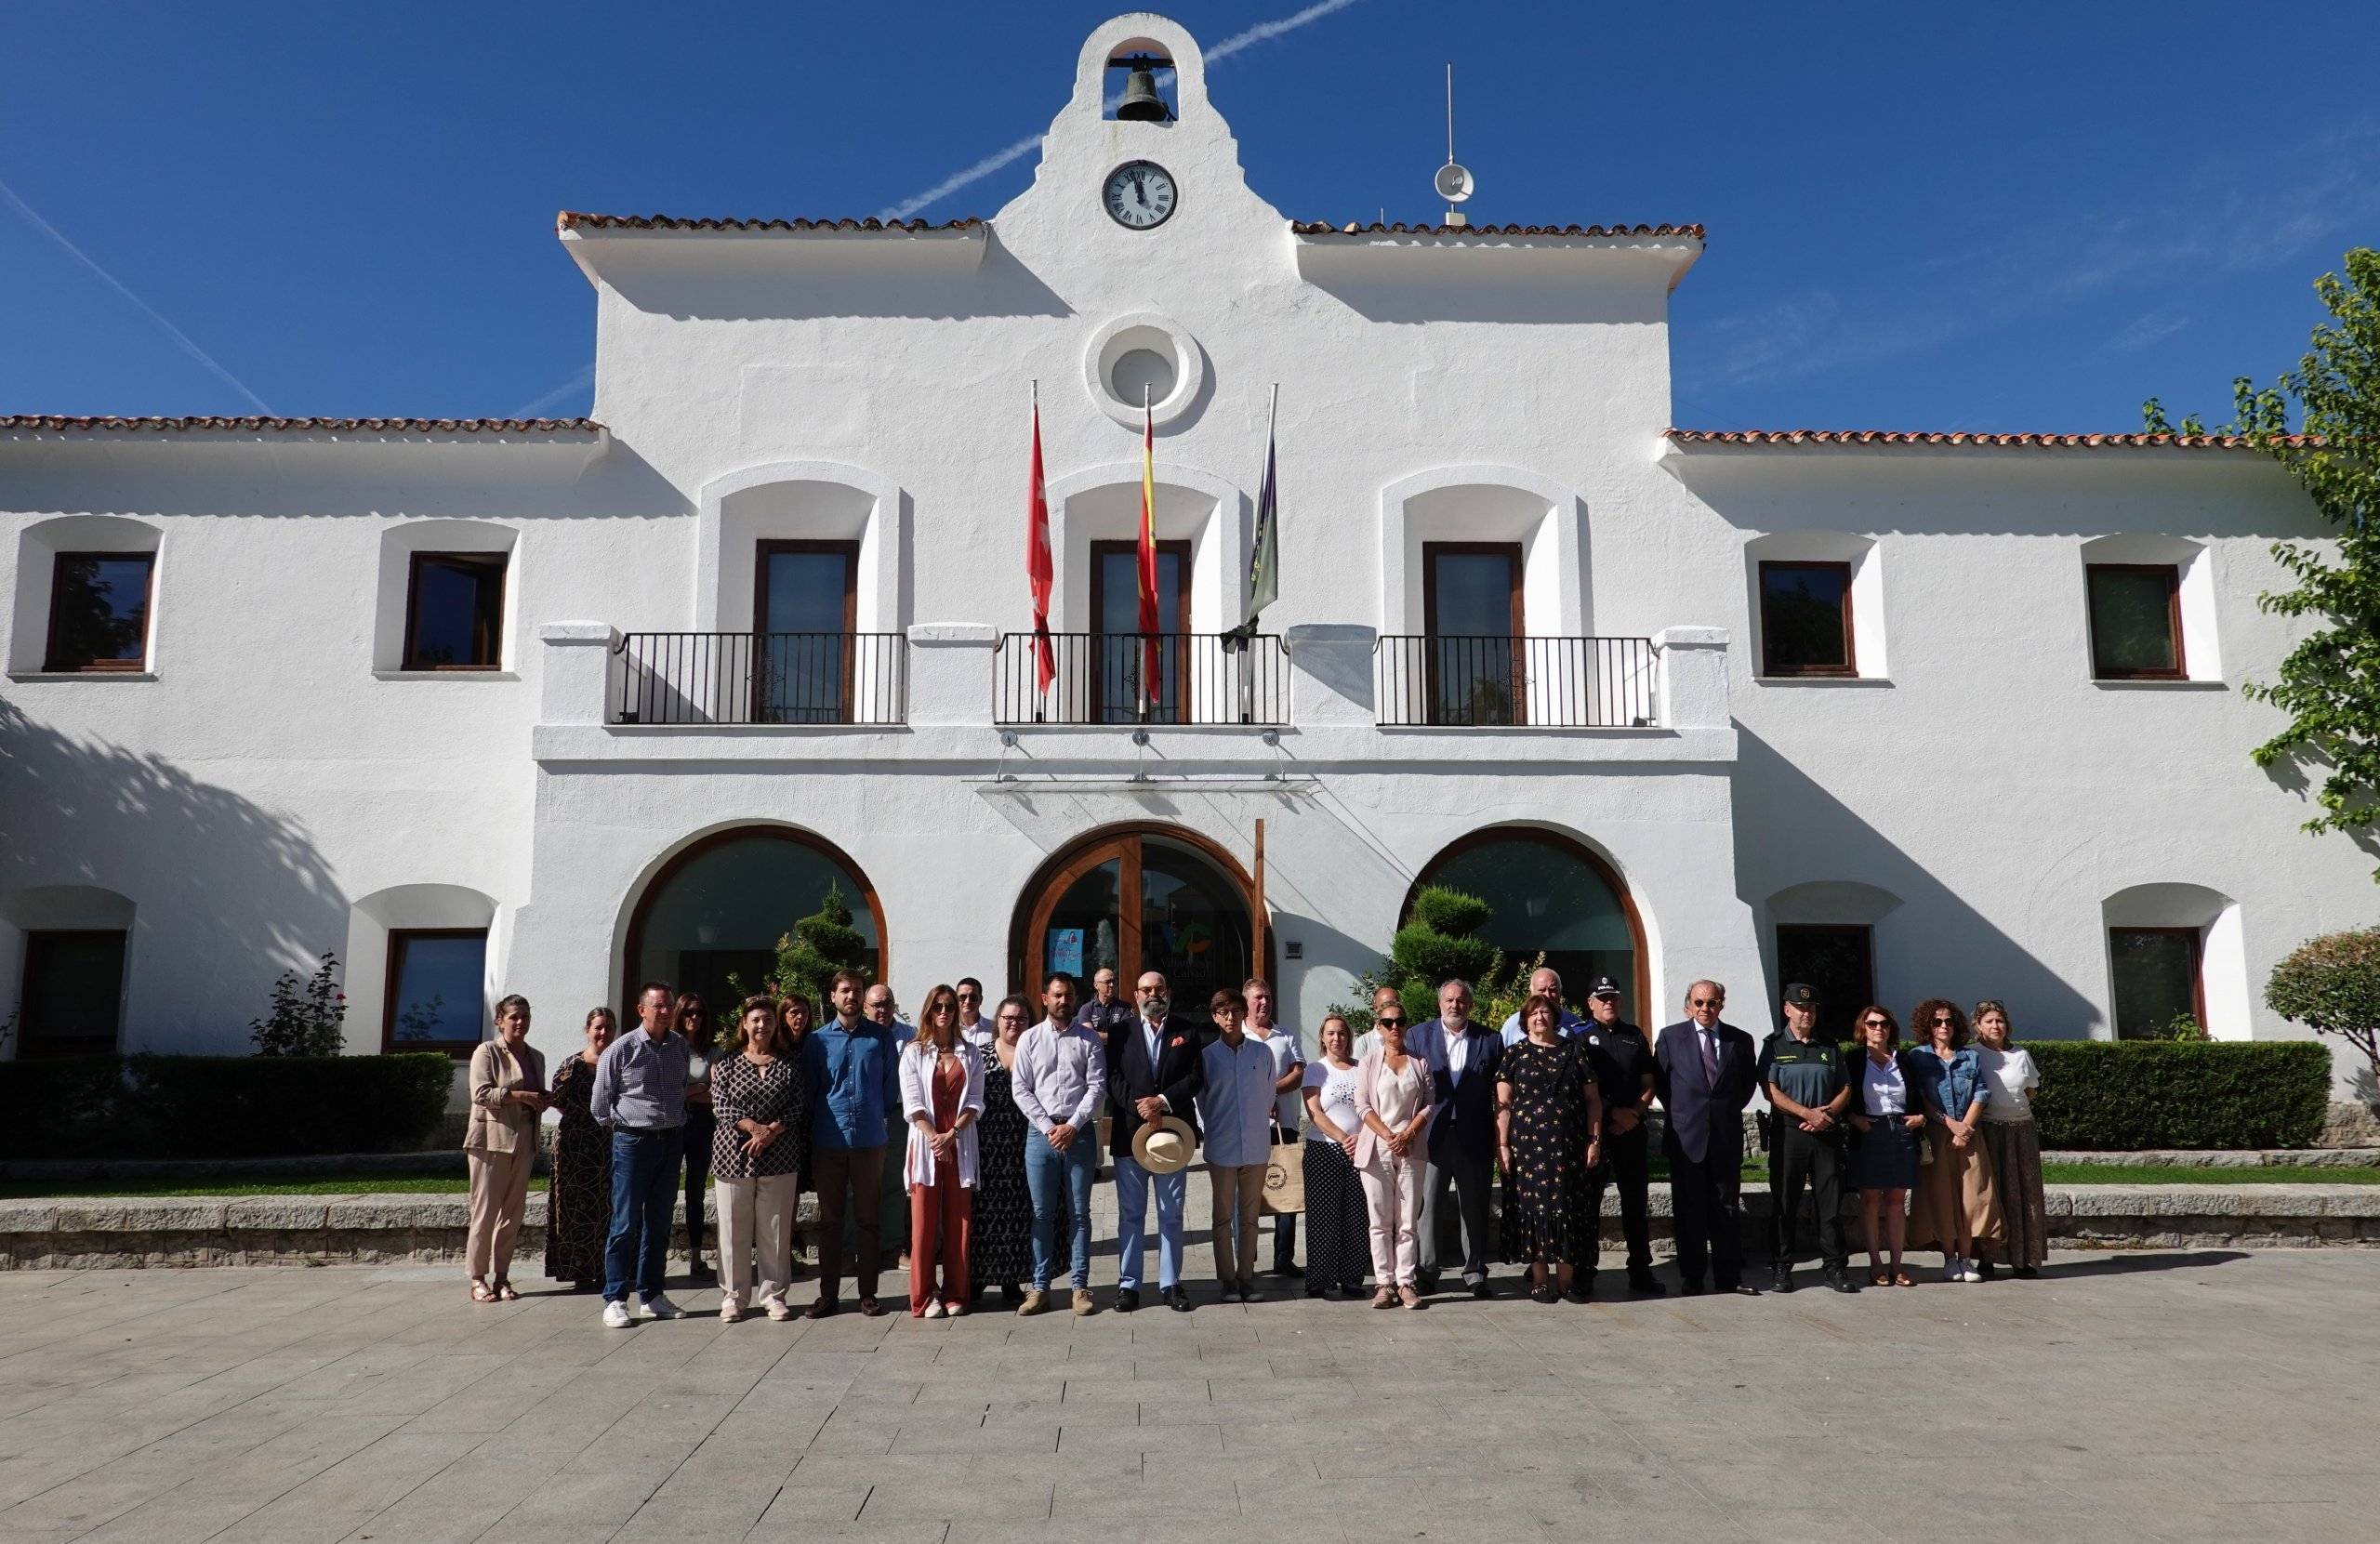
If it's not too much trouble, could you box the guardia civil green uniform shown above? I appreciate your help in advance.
[1759,986,1855,1289]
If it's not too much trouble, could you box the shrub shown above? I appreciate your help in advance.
[2027,1040,2332,1149]
[2266,928,2380,1094]
[1333,883,1516,1032]
[250,952,349,1056]
[0,1053,453,1160]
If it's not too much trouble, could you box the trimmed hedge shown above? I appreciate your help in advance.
[0,1053,453,1161]
[2028,1040,2333,1150]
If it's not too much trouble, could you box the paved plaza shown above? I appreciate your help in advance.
[0,1246,2371,1544]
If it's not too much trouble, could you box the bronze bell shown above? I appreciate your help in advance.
[1116,67,1170,122]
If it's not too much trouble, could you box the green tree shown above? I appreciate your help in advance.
[1332,883,1520,1031]
[2145,248,2380,874]
[250,953,348,1056]
[735,883,872,1009]
[2267,928,2380,1093]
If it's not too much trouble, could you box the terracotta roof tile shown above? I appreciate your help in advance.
[1663,428,2315,450]
[1291,220,1704,239]
[0,416,602,435]
[558,211,984,233]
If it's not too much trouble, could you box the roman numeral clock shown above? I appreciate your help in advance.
[1103,160,1177,230]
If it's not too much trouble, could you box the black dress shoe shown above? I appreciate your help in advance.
[1116,1288,1141,1313]
[1561,1286,1593,1305]
[1627,1273,1668,1297]
[1771,1267,1796,1294]
[1678,1280,1708,1297]
[1823,1269,1860,1294]
[1721,1281,1760,1297]
[1167,1287,1194,1313]
[1975,1259,1998,1282]
[1469,1280,1493,1300]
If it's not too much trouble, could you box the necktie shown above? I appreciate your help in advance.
[1699,1030,1720,1086]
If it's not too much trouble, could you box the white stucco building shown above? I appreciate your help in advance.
[1,15,2360,1086]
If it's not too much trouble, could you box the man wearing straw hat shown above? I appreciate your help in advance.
[1106,970,1205,1313]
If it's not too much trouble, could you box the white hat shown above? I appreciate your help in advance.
[1131,1114,1197,1176]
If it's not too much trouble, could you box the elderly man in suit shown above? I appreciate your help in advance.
[1106,970,1206,1313]
[1653,979,1760,1297]
[1422,982,1503,1299]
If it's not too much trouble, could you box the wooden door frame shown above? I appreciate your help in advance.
[1010,823,1265,996]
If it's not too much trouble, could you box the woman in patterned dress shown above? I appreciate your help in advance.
[1497,993,1604,1305]
[543,1006,616,1290]
[967,994,1037,1308]
[711,996,808,1321]
[1299,1014,1370,1299]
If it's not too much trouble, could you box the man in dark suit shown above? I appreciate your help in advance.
[1105,970,1205,1313]
[1420,979,1502,1299]
[1653,979,1760,1296]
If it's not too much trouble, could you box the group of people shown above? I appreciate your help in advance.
[453,962,2053,1321]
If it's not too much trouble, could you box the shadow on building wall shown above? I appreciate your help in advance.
[0,700,345,1051]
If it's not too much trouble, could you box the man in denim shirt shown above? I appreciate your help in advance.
[800,969,897,1317]
[591,981,691,1327]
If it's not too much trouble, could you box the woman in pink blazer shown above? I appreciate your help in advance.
[1353,1012,1436,1310]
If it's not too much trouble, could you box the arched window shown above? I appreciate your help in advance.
[624,827,883,1013]
[1408,828,1644,1011]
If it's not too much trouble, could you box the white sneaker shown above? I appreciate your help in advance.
[638,1294,682,1321]
[720,1297,745,1324]
[1942,1258,1966,1283]
[764,1299,794,1322]
[1959,1261,1984,1283]
[602,1300,633,1329]
[923,1300,945,1320]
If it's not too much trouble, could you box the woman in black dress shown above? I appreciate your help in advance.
[777,993,815,1273]
[676,993,719,1281]
[544,1006,616,1289]
[967,993,1036,1308]
[1496,993,1603,1305]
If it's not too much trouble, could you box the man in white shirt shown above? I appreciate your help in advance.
[955,978,997,1054]
[1243,976,1304,1277]
[1500,966,1585,1046]
[1197,988,1280,1303]
[1013,972,1105,1316]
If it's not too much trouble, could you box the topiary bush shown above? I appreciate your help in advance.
[0,1053,453,1160]
[1335,883,1515,1032]
[2266,928,2380,1095]
[2027,1040,2332,1149]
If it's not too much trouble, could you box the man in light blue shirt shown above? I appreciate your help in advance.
[1499,966,1586,1046]
[801,970,898,1317]
[591,982,691,1327]
[1013,972,1104,1315]
[1197,988,1279,1303]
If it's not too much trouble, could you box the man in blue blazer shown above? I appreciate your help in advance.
[1419,980,1502,1299]
[1653,980,1760,1296]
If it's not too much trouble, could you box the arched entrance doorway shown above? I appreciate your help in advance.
[1013,825,1259,1007]
[1407,826,1648,1015]
[623,825,884,1012]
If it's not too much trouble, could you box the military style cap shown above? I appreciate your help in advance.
[1781,983,1820,1006]
[1587,975,1622,997]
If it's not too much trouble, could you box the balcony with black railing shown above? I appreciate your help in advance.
[609,631,907,726]
[1374,634,1658,728]
[995,631,1288,726]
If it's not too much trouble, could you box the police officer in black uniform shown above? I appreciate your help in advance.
[1760,983,1858,1294]
[1579,976,1663,1297]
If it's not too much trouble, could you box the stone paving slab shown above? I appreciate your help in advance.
[0,1249,2374,1543]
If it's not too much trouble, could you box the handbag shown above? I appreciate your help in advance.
[1261,1120,1305,1214]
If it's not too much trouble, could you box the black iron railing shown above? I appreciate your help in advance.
[610,632,906,725]
[1375,634,1657,727]
[996,631,1288,725]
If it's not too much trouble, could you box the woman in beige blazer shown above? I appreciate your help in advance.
[466,995,548,1302]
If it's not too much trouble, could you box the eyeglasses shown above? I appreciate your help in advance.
[1376,1017,1405,1028]
[1689,998,1722,1009]
[1860,1018,1890,1029]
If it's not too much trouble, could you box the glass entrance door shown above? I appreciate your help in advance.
[1021,828,1255,1005]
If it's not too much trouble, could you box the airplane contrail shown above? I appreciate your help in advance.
[879,0,1365,220]
[0,173,273,413]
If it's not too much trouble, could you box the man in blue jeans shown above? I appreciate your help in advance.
[1013,972,1104,1316]
[1105,969,1206,1313]
[590,981,691,1327]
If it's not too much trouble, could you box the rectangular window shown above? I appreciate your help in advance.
[45,552,154,672]
[1090,539,1190,723]
[2086,564,2184,680]
[2109,926,2204,1040]
[18,930,127,1058]
[754,539,860,723]
[402,553,507,671]
[1758,561,1855,678]
[1775,924,1875,1044]
[384,929,489,1053]
[1422,542,1525,726]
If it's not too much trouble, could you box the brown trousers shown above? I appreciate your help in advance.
[813,1145,886,1301]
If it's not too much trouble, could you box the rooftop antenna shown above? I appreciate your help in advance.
[1433,60,1474,228]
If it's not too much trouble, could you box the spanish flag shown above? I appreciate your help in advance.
[1025,389,1054,693]
[1135,390,1161,702]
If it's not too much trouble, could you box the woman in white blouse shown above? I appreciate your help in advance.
[901,984,985,1318]
[1973,1000,2048,1278]
[1844,1007,1924,1287]
[1299,1015,1369,1299]
[1354,1012,1435,1310]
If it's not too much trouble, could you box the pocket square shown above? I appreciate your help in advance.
[1169,1036,1185,1047]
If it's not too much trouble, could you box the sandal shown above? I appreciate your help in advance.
[1870,1268,1891,1288]
[493,1281,521,1301]
[1892,1269,1915,1288]
[469,1279,496,1303]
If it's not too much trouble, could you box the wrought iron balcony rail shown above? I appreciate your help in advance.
[1375,634,1658,728]
[995,631,1289,726]
[610,631,907,726]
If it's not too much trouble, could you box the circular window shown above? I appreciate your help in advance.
[1083,312,1204,428]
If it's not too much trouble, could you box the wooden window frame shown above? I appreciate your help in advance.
[17,929,127,1058]
[1089,538,1192,721]
[1757,560,1858,679]
[401,552,508,672]
[382,927,491,1056]
[2107,925,2206,1039]
[44,550,155,673]
[1421,541,1527,727]
[2085,562,2186,681]
[753,539,861,722]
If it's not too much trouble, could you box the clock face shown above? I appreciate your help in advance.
[1103,161,1177,230]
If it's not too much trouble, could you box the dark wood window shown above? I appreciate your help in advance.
[2109,926,2205,1040]
[2086,564,2185,680]
[383,929,489,1053]
[1775,924,1876,1044]
[45,552,154,672]
[1090,539,1190,722]
[1422,541,1525,726]
[1758,561,1856,677]
[17,930,127,1058]
[403,553,507,671]
[754,539,860,724]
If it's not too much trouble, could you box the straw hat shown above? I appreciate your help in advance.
[1131,1114,1197,1175]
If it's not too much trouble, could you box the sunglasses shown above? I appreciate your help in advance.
[1689,998,1722,1009]
[1376,1017,1406,1028]
[1861,1018,1890,1029]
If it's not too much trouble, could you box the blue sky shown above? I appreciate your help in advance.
[4,0,2373,431]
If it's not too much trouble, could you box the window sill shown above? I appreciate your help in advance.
[373,669,519,682]
[7,669,157,683]
[2090,678,2227,691]
[1752,675,1893,688]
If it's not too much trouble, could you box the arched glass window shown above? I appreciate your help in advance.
[1408,829,1642,1010]
[626,828,882,1011]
